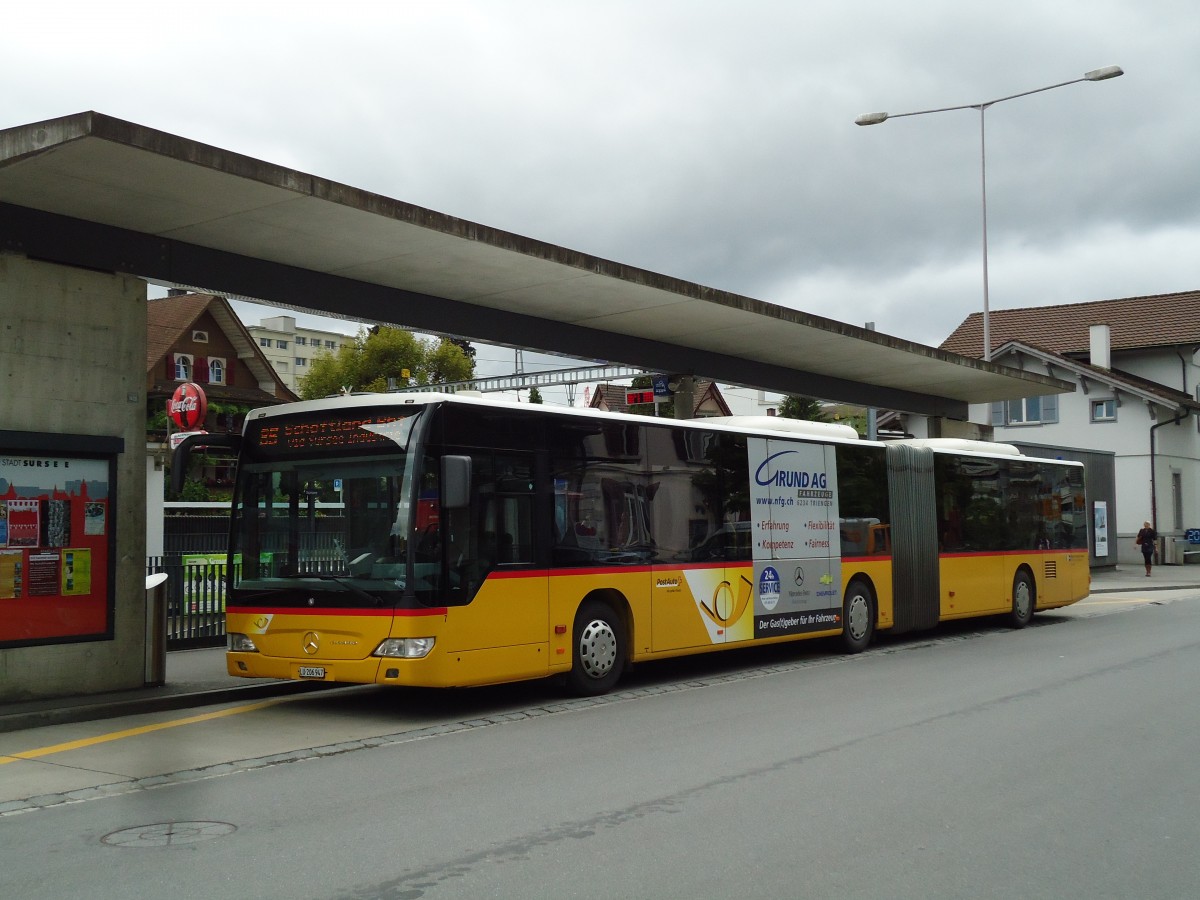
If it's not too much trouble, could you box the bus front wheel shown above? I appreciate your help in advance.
[841,579,875,653]
[1008,571,1035,629]
[567,600,625,696]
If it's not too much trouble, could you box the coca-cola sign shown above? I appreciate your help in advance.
[168,382,208,430]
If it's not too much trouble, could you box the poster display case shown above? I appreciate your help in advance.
[0,432,121,647]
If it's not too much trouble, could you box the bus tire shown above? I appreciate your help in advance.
[566,600,625,696]
[841,578,875,653]
[1008,570,1035,628]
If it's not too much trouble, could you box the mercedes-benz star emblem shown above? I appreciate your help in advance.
[302,632,320,655]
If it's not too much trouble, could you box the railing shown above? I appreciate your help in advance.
[146,556,232,650]
[145,553,351,650]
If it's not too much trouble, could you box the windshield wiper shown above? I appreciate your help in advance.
[284,573,384,607]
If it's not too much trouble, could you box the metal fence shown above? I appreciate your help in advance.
[146,556,231,650]
[145,552,350,650]
[150,514,353,649]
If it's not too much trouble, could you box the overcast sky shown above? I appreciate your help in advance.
[6,1,1198,394]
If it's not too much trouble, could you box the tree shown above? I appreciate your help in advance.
[527,386,544,404]
[299,326,474,399]
[778,395,828,421]
[447,337,476,365]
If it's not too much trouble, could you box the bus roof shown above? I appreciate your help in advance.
[243,392,1083,466]
[243,391,870,446]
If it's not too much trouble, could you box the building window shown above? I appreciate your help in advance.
[1090,398,1117,422]
[295,336,306,346]
[276,340,289,350]
[993,395,1058,427]
[295,357,307,367]
[174,353,192,381]
[192,329,209,343]
[208,358,225,385]
[325,340,337,350]
[259,337,271,347]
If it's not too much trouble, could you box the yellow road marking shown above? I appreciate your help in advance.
[0,695,297,765]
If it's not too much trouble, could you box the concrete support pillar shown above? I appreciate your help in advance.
[0,254,148,701]
[672,375,695,420]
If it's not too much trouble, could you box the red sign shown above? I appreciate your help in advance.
[625,389,656,405]
[169,382,208,430]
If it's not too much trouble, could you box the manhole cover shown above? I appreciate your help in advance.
[102,821,237,847]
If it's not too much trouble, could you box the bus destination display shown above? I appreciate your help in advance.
[249,410,418,456]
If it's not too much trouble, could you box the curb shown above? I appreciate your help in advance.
[0,680,334,735]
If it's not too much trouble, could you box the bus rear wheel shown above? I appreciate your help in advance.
[841,579,875,653]
[1008,571,1035,628]
[567,600,625,695]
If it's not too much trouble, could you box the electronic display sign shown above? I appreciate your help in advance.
[625,390,657,405]
[246,408,422,457]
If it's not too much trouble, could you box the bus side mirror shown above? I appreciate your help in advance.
[441,455,472,510]
[170,433,240,494]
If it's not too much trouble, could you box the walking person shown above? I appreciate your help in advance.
[1136,521,1157,576]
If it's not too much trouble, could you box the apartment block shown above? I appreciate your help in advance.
[244,315,355,392]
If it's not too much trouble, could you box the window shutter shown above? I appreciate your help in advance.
[1042,394,1058,423]
[226,364,234,387]
[990,402,1004,427]
[193,356,207,383]
[165,356,174,379]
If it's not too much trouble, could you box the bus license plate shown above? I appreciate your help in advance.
[298,666,326,679]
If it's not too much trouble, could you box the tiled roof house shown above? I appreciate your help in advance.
[589,379,733,417]
[940,289,1200,566]
[147,292,297,434]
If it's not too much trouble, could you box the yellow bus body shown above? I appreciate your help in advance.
[226,548,1088,688]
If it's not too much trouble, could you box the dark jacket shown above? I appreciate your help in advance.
[1137,527,1157,554]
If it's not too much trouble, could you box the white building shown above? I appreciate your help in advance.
[941,290,1200,566]
[244,315,355,393]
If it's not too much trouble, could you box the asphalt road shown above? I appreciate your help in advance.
[2,590,1198,899]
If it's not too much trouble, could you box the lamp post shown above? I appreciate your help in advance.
[856,66,1123,361]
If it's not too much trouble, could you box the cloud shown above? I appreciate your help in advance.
[5,0,1198,368]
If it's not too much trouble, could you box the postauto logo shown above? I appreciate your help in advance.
[758,566,781,611]
[755,450,828,489]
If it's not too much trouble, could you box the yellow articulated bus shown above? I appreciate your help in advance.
[174,392,1089,695]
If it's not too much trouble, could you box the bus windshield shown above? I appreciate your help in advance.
[229,407,431,607]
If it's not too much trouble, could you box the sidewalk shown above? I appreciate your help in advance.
[1087,561,1200,592]
[0,647,331,734]
[2,563,1197,734]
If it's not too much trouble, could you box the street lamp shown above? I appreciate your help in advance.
[856,66,1123,361]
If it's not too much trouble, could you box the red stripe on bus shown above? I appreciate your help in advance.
[227,606,447,616]
[938,548,1081,560]
[490,562,731,579]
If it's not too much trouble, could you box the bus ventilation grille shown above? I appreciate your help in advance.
[1043,560,1058,579]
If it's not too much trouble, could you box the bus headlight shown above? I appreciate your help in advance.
[228,633,259,653]
[373,637,435,659]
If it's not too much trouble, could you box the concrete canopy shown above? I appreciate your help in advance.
[0,111,1070,418]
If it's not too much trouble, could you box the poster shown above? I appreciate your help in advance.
[62,548,92,595]
[0,452,113,644]
[84,502,107,536]
[27,552,61,596]
[0,550,22,599]
[6,498,39,547]
[1093,501,1109,558]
